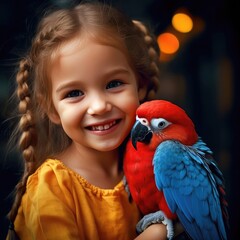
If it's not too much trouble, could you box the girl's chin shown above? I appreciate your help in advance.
[93,142,122,152]
[88,136,126,152]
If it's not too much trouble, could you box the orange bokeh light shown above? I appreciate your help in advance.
[172,13,193,33]
[157,32,180,54]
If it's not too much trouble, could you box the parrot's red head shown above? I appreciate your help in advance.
[131,100,198,150]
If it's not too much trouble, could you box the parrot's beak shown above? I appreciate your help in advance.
[131,120,153,149]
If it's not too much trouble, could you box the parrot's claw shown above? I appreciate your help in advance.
[136,210,174,240]
[122,176,132,202]
[162,215,174,239]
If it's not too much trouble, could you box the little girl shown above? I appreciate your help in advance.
[6,2,169,239]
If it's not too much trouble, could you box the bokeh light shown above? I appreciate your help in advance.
[172,13,193,33]
[157,32,179,54]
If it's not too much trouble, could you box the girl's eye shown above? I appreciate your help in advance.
[106,80,123,89]
[65,90,83,98]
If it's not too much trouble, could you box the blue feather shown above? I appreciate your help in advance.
[153,138,227,240]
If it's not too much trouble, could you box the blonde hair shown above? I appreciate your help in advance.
[8,1,160,233]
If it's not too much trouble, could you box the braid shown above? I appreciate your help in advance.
[133,20,160,100]
[17,59,36,161]
[8,59,37,237]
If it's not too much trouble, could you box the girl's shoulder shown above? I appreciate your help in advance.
[37,158,71,174]
[26,158,77,196]
[28,158,86,189]
[32,158,72,180]
[27,158,125,197]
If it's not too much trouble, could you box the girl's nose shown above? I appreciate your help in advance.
[87,95,112,115]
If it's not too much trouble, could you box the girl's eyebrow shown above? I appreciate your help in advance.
[55,81,81,93]
[55,67,131,93]
[103,67,131,78]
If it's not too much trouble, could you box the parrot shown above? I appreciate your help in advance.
[123,100,229,240]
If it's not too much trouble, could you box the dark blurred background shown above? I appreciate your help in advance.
[0,0,239,239]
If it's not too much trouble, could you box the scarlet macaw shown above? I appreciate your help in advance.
[124,100,228,240]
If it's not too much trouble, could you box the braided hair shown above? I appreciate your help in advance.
[7,2,161,239]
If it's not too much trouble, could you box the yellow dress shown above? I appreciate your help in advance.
[12,159,141,240]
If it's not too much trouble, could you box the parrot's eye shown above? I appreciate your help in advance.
[151,118,171,130]
[136,116,149,127]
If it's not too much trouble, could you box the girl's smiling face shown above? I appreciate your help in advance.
[49,37,143,152]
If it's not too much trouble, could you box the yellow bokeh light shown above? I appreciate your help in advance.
[172,13,193,33]
[157,32,179,54]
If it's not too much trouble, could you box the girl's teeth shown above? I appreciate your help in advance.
[92,121,116,131]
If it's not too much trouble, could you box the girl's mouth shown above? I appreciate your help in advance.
[86,120,120,131]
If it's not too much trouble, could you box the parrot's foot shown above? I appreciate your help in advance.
[136,211,174,240]
[122,176,132,202]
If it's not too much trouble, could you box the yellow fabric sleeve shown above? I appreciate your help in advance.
[12,159,141,240]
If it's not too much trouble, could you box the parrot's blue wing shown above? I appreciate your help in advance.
[153,138,227,240]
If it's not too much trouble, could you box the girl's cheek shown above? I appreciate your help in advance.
[59,106,81,123]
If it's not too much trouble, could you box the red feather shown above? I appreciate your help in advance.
[124,140,177,219]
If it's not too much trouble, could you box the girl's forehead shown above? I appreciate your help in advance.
[56,34,88,56]
[48,32,136,82]
[50,38,135,81]
[55,31,127,57]
[51,33,132,67]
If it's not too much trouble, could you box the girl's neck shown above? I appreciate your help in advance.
[56,142,123,189]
